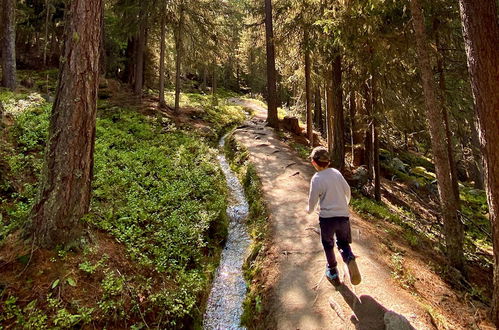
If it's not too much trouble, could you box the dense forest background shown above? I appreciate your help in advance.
[0,0,498,328]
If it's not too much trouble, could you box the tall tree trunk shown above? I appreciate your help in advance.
[264,0,279,128]
[331,53,344,172]
[43,0,50,67]
[436,23,460,205]
[325,68,333,156]
[411,0,464,270]
[363,83,374,180]
[134,16,146,95]
[314,84,323,133]
[469,117,484,189]
[174,7,184,114]
[458,0,499,323]
[28,0,102,248]
[1,0,17,90]
[304,29,313,146]
[372,77,381,201]
[159,13,167,107]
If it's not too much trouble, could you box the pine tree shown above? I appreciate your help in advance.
[28,0,103,248]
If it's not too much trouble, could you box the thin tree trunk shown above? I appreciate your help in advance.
[364,83,374,180]
[470,117,484,189]
[411,0,464,270]
[174,6,184,113]
[349,92,355,164]
[458,0,499,324]
[159,13,166,107]
[304,29,313,146]
[314,84,322,133]
[372,77,381,201]
[134,16,146,95]
[436,23,460,206]
[331,53,345,172]
[1,0,17,90]
[325,68,333,156]
[43,0,50,67]
[28,0,102,248]
[264,0,279,128]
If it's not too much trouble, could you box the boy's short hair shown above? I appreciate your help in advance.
[310,147,330,167]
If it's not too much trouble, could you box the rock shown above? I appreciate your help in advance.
[347,166,369,189]
[20,77,34,88]
[384,311,415,330]
[389,157,407,173]
[280,116,302,135]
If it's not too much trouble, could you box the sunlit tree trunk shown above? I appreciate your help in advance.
[411,0,464,270]
[28,0,103,248]
[1,0,17,90]
[331,53,344,172]
[264,0,279,128]
[458,0,499,323]
[325,67,333,156]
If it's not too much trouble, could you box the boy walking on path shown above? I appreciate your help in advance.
[307,146,361,286]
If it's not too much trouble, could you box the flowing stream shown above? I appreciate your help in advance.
[203,134,251,330]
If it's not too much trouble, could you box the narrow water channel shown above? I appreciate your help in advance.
[203,134,251,330]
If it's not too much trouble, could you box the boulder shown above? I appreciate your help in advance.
[281,116,302,135]
[347,166,369,189]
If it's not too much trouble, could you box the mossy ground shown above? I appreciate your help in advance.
[0,74,246,328]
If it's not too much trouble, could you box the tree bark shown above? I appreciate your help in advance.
[331,53,345,172]
[435,23,460,206]
[363,83,374,180]
[1,0,17,90]
[304,29,313,146]
[411,0,464,270]
[174,6,184,114]
[43,0,50,67]
[28,0,103,248]
[458,0,499,323]
[469,117,484,189]
[314,84,323,134]
[159,13,167,107]
[264,0,279,128]
[372,77,381,201]
[325,67,333,157]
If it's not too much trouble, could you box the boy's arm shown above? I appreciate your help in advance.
[307,176,320,214]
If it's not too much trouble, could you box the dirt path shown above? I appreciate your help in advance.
[231,99,432,330]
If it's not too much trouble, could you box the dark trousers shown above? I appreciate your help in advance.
[319,216,354,269]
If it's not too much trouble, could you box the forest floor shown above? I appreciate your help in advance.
[230,99,493,330]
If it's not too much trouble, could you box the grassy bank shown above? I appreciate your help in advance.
[0,85,245,328]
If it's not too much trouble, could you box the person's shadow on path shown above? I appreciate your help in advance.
[336,284,416,330]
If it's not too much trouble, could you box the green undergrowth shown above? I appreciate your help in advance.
[163,89,247,139]
[350,191,425,250]
[378,148,491,254]
[0,89,247,328]
[224,133,271,328]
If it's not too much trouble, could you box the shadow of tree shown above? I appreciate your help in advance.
[337,284,416,330]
